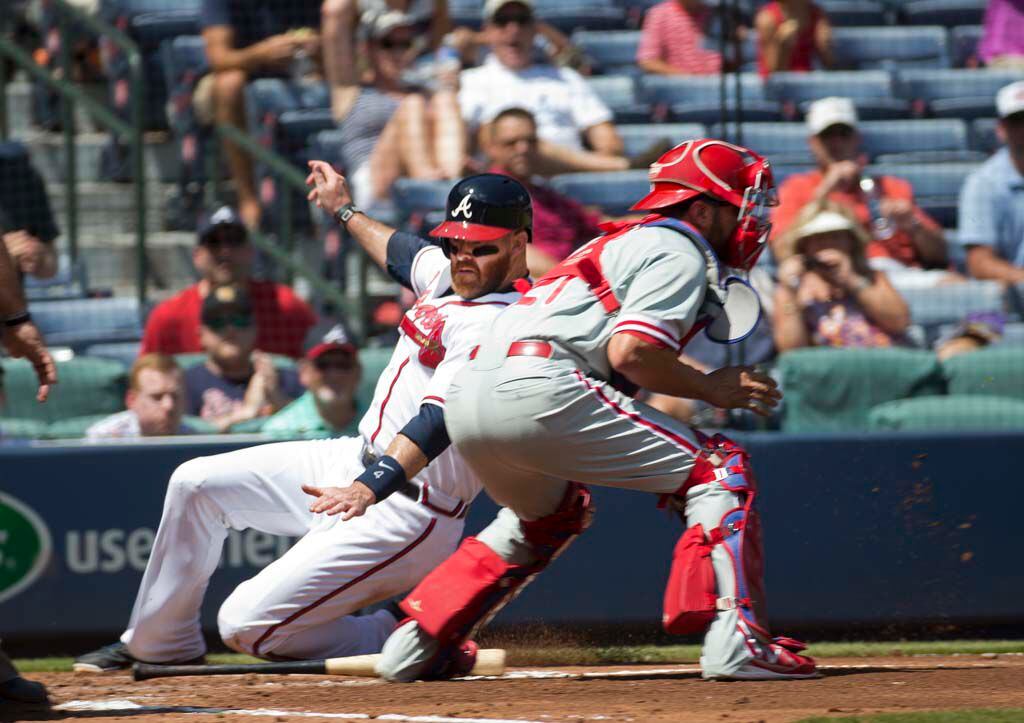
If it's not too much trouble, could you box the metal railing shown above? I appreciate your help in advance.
[0,0,147,307]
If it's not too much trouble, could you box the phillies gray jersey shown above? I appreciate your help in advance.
[482,224,710,380]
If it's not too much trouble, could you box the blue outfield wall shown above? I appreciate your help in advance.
[1,431,1021,643]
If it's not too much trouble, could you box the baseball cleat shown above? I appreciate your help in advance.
[73,642,205,673]
[0,675,49,704]
[704,636,819,681]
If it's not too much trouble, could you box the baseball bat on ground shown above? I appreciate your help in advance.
[132,648,506,681]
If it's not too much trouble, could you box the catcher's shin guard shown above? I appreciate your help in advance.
[400,483,594,648]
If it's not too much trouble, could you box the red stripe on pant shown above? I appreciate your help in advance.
[252,518,438,657]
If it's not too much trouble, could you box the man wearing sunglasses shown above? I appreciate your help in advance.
[373,139,819,683]
[140,206,317,360]
[74,165,529,675]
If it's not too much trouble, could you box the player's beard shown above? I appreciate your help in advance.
[451,254,511,299]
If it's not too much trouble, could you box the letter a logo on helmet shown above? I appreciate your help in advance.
[452,193,475,220]
[632,138,778,271]
[430,173,533,242]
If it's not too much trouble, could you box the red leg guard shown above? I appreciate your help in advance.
[400,483,594,647]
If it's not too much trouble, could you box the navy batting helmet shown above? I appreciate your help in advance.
[429,173,532,242]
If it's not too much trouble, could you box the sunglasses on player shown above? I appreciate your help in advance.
[439,239,505,259]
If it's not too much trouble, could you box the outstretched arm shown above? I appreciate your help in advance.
[0,240,56,401]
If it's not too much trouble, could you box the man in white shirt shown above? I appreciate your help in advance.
[459,0,641,174]
[86,354,194,439]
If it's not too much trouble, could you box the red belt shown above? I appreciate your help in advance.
[469,341,553,360]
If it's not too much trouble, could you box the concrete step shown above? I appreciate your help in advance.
[3,81,106,135]
[9,129,180,184]
[78,242,196,299]
[47,181,178,233]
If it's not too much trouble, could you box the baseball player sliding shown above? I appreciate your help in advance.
[370,139,819,683]
[74,168,530,674]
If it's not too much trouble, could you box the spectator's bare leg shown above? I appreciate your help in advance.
[368,114,406,202]
[429,89,467,179]
[533,139,629,175]
[213,70,260,229]
[395,94,445,180]
[322,0,361,121]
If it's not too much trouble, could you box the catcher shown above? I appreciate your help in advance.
[373,138,819,682]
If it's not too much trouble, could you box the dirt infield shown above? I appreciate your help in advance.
[8,655,1024,723]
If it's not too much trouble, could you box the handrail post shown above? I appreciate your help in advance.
[129,46,147,309]
[57,5,79,265]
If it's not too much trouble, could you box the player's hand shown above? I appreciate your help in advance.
[302,482,376,520]
[703,366,781,417]
[306,160,353,216]
[1,321,57,402]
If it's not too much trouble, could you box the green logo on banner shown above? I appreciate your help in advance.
[0,493,52,603]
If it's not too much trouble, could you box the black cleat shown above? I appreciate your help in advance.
[73,642,205,673]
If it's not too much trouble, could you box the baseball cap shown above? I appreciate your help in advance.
[482,0,534,21]
[200,284,253,326]
[361,8,417,40]
[805,97,859,135]
[303,321,357,361]
[197,206,247,245]
[996,80,1024,120]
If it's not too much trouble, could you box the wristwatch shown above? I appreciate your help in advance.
[335,202,361,227]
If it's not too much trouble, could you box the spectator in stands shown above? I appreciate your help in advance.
[0,143,59,280]
[459,0,649,174]
[772,203,911,351]
[199,0,323,228]
[86,354,195,440]
[261,321,362,437]
[754,0,833,76]
[484,107,603,275]
[322,0,447,122]
[334,9,467,209]
[957,81,1024,284]
[979,0,1024,70]
[140,206,317,359]
[636,0,723,76]
[773,98,952,281]
[184,284,304,433]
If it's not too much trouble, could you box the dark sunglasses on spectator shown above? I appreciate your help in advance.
[440,239,504,259]
[819,125,856,140]
[201,230,248,247]
[205,314,253,330]
[493,9,533,26]
[315,355,357,371]
[379,37,414,50]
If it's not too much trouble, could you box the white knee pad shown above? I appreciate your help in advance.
[217,589,262,656]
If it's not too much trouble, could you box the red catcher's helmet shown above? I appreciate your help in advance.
[631,139,778,271]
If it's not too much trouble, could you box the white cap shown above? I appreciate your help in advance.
[996,80,1024,120]
[362,9,416,40]
[805,97,859,135]
[482,0,534,21]
[794,209,859,239]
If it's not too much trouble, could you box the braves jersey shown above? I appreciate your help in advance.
[482,223,710,381]
[358,232,520,503]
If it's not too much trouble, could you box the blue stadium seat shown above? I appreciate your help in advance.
[929,97,997,120]
[448,0,482,26]
[899,0,986,26]
[639,73,781,122]
[23,255,89,301]
[617,123,707,157]
[949,25,983,68]
[896,280,1005,327]
[573,30,642,75]
[712,122,813,164]
[277,109,335,162]
[971,118,999,155]
[103,0,200,12]
[30,297,144,349]
[309,130,345,170]
[766,70,894,105]
[534,1,627,33]
[818,0,889,25]
[897,69,1022,116]
[586,75,651,123]
[859,119,969,159]
[391,178,451,213]
[82,342,143,368]
[160,34,212,203]
[866,160,980,227]
[831,26,949,70]
[799,97,912,121]
[549,171,652,216]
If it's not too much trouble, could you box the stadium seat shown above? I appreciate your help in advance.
[799,97,913,121]
[897,69,1022,117]
[23,255,89,301]
[573,30,642,75]
[942,347,1024,400]
[865,160,979,227]
[309,129,345,169]
[586,75,651,123]
[160,34,213,206]
[0,418,49,440]
[0,357,127,424]
[534,0,627,33]
[391,178,451,232]
[82,342,143,368]
[29,297,145,350]
[639,73,782,123]
[867,395,1024,431]
[818,0,889,25]
[899,0,987,26]
[778,347,945,432]
[934,321,1024,349]
[949,25,983,68]
[711,122,813,164]
[858,120,970,159]
[831,26,949,70]
[549,171,652,215]
[929,97,997,121]
[448,0,482,27]
[357,346,397,410]
[971,118,1000,155]
[767,70,894,105]
[617,123,707,157]
[894,279,1005,327]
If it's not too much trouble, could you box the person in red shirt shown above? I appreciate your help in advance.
[772,97,952,279]
[636,0,722,76]
[140,206,317,359]
[755,0,833,76]
[483,107,605,275]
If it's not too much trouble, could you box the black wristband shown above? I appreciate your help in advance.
[335,202,361,227]
[3,311,31,327]
[355,455,408,501]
